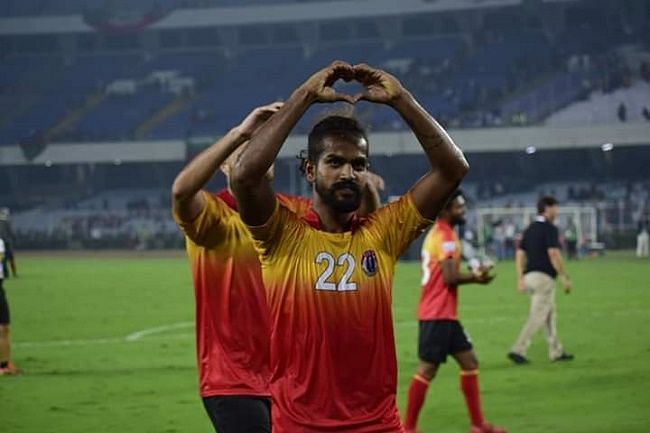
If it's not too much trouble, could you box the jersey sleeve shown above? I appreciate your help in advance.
[422,226,456,264]
[0,238,5,254]
[172,191,228,246]
[545,224,560,249]
[368,193,433,259]
[246,200,300,259]
[277,194,312,218]
[436,230,458,261]
[421,230,436,259]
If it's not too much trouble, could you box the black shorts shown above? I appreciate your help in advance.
[202,395,271,433]
[418,320,473,364]
[0,281,9,325]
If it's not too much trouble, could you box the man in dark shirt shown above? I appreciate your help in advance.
[0,236,18,375]
[0,208,17,278]
[508,196,574,364]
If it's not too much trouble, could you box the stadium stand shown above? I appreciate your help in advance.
[1,0,646,144]
[1,0,649,251]
[545,79,650,126]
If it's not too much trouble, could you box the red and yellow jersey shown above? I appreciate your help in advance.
[248,193,432,433]
[173,189,311,398]
[418,219,462,320]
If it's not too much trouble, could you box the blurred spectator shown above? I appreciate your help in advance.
[0,209,17,278]
[493,220,506,260]
[564,219,578,260]
[617,103,627,122]
[504,219,516,259]
[642,107,650,122]
[637,216,649,258]
[0,235,19,376]
[640,61,650,83]
[567,186,576,201]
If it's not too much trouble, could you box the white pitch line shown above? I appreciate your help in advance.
[124,321,193,342]
[395,316,510,328]
[14,308,647,349]
[15,321,194,349]
[15,337,123,348]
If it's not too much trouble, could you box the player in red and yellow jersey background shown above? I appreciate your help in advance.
[232,61,469,432]
[172,102,313,433]
[404,191,506,433]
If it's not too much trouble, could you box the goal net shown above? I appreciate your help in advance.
[474,205,599,252]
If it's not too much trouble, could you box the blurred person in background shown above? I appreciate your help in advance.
[404,190,505,433]
[508,196,574,365]
[0,208,17,278]
[504,219,516,259]
[564,219,578,260]
[637,215,649,258]
[0,237,18,375]
[492,220,505,260]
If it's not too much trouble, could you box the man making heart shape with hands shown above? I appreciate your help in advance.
[232,61,469,432]
[299,61,405,105]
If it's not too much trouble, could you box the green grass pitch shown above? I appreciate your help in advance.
[2,252,648,432]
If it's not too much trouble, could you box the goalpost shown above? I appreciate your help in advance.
[475,206,599,251]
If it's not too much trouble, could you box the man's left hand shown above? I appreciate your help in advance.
[352,63,405,106]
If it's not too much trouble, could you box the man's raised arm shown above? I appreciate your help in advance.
[232,61,355,226]
[353,64,469,220]
[171,102,282,222]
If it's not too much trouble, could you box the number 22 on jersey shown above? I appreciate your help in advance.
[315,252,357,292]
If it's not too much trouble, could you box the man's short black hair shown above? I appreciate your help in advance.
[307,115,368,163]
[537,196,558,214]
[444,189,465,209]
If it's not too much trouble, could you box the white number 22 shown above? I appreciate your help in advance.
[315,252,357,292]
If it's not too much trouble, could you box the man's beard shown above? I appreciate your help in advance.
[315,179,362,213]
[452,215,466,226]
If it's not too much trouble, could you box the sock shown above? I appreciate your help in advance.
[460,370,485,427]
[404,374,430,430]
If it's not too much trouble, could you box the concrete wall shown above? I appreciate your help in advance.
[1,123,648,166]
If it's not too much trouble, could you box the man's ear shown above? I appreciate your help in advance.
[305,160,316,184]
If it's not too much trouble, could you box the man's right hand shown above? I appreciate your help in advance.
[299,60,356,104]
[236,102,284,141]
[517,276,527,293]
[474,269,495,285]
[560,275,572,294]
[172,102,283,224]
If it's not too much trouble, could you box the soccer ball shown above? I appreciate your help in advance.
[468,256,495,274]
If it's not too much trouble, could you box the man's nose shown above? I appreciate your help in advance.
[340,163,356,179]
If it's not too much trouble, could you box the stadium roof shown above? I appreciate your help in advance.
[0,0,539,35]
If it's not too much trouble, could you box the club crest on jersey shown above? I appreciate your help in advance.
[361,250,378,276]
